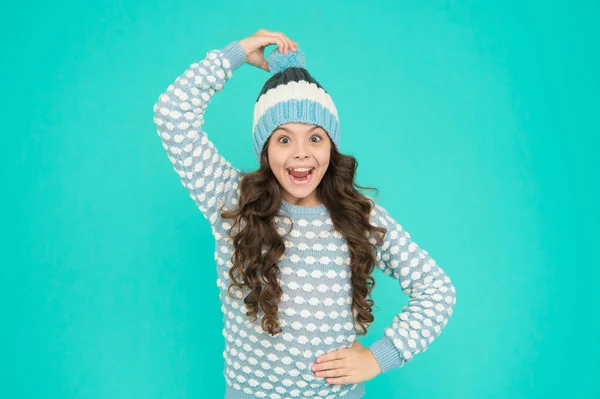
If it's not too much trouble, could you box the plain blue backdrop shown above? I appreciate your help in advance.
[2,0,599,398]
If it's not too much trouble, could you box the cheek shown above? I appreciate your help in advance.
[267,148,282,169]
[317,151,331,169]
[268,156,288,179]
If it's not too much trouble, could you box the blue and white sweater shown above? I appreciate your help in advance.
[153,40,456,399]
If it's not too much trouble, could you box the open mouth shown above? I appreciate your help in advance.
[287,167,315,185]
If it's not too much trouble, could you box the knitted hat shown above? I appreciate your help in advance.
[252,47,340,161]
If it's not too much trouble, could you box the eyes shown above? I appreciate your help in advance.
[277,134,323,144]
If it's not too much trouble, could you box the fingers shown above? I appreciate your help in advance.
[273,31,296,53]
[262,34,285,52]
[314,367,351,378]
[258,29,297,54]
[312,359,345,372]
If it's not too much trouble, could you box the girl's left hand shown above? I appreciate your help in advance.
[311,341,382,385]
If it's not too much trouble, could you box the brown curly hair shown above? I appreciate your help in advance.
[221,136,387,337]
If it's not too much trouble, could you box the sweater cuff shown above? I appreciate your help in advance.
[221,40,247,71]
[369,336,404,373]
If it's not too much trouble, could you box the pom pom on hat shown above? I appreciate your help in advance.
[267,47,306,75]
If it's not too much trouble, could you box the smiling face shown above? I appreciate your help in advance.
[266,122,332,206]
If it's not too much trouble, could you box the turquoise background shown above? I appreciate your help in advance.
[2,0,599,398]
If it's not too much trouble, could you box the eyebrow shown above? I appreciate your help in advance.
[273,125,322,134]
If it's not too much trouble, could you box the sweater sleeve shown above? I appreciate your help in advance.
[367,204,456,374]
[152,41,247,228]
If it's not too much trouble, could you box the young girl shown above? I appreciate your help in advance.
[153,29,456,399]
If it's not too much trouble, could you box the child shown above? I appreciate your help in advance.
[153,29,456,399]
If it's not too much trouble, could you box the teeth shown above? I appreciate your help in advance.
[289,167,313,172]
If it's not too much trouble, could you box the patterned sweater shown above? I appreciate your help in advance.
[153,40,456,399]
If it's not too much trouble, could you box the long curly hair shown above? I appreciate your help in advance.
[221,136,387,336]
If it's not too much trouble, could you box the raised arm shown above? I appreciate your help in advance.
[152,41,247,228]
[368,204,457,373]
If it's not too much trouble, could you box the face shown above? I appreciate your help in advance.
[267,122,332,206]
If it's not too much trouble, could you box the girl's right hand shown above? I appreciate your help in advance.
[238,29,298,72]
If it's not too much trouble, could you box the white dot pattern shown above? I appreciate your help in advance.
[153,41,456,399]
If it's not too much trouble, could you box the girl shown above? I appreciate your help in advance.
[153,29,456,399]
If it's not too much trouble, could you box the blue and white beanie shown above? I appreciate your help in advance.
[252,47,340,161]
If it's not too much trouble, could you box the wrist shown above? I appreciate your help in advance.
[221,41,247,71]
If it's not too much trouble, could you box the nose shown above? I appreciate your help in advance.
[292,141,309,159]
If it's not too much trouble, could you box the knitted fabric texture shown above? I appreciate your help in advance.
[153,40,456,399]
[252,45,340,162]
